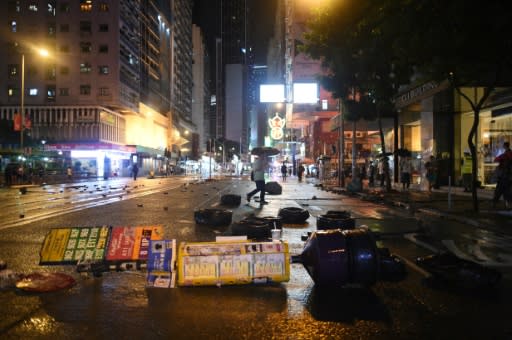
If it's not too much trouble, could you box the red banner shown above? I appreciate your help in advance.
[13,113,21,131]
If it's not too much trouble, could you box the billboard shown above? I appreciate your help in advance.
[293,83,318,103]
[259,84,285,103]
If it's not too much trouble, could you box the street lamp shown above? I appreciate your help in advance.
[20,48,49,154]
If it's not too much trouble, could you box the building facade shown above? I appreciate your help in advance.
[0,0,195,178]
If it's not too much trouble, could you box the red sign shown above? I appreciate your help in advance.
[13,113,21,131]
[106,226,163,261]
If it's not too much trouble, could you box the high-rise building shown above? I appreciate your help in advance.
[0,0,194,177]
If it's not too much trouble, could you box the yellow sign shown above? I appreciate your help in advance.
[268,112,286,140]
[177,241,290,286]
[40,226,110,264]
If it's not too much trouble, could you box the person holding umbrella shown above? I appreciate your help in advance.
[247,155,269,205]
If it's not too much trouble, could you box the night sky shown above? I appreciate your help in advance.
[193,0,277,65]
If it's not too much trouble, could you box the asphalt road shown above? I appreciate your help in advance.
[0,176,511,339]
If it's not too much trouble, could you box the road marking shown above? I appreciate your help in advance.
[442,239,512,268]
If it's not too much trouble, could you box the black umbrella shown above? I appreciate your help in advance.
[251,146,280,156]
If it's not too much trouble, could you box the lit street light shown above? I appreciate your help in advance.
[20,48,49,154]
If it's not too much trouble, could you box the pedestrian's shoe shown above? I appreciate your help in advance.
[259,201,269,205]
[246,194,251,202]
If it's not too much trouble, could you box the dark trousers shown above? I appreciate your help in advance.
[494,178,511,203]
[248,180,265,201]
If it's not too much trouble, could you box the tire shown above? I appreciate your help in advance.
[220,194,241,206]
[260,216,283,229]
[325,210,351,219]
[194,208,232,227]
[316,215,355,230]
[278,207,309,224]
[231,218,272,240]
[243,215,283,230]
[265,181,282,195]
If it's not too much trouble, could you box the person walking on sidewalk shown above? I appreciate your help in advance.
[461,150,473,192]
[425,155,437,193]
[247,155,268,205]
[493,141,512,208]
[281,163,287,182]
[132,163,139,180]
[297,164,305,182]
[399,155,413,191]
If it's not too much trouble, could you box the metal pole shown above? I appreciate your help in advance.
[209,139,212,179]
[20,53,25,154]
[448,175,452,209]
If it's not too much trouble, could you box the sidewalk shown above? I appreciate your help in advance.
[315,178,512,234]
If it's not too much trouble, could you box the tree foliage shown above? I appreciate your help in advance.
[301,0,512,208]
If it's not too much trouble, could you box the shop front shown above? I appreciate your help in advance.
[464,105,512,187]
[45,143,136,178]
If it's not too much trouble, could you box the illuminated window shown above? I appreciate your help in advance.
[48,3,56,15]
[47,86,56,101]
[322,99,328,110]
[29,88,38,96]
[98,66,109,75]
[99,3,109,11]
[80,0,92,12]
[80,85,91,95]
[8,87,18,97]
[11,20,17,32]
[80,63,92,73]
[28,4,38,11]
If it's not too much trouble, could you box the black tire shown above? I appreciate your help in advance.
[265,181,282,195]
[278,207,309,224]
[316,215,355,230]
[231,219,272,240]
[220,194,241,206]
[260,216,283,229]
[325,210,351,219]
[194,208,232,227]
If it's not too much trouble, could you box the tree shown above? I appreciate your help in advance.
[374,0,512,211]
[302,0,512,209]
[301,0,412,191]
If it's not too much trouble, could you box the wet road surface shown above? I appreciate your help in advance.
[1,177,511,339]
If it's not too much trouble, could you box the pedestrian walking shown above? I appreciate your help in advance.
[247,156,268,205]
[461,150,473,192]
[132,163,139,180]
[66,166,73,181]
[298,164,305,182]
[425,155,437,193]
[399,155,413,191]
[281,163,287,182]
[368,161,375,187]
[493,141,512,208]
[378,159,385,187]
